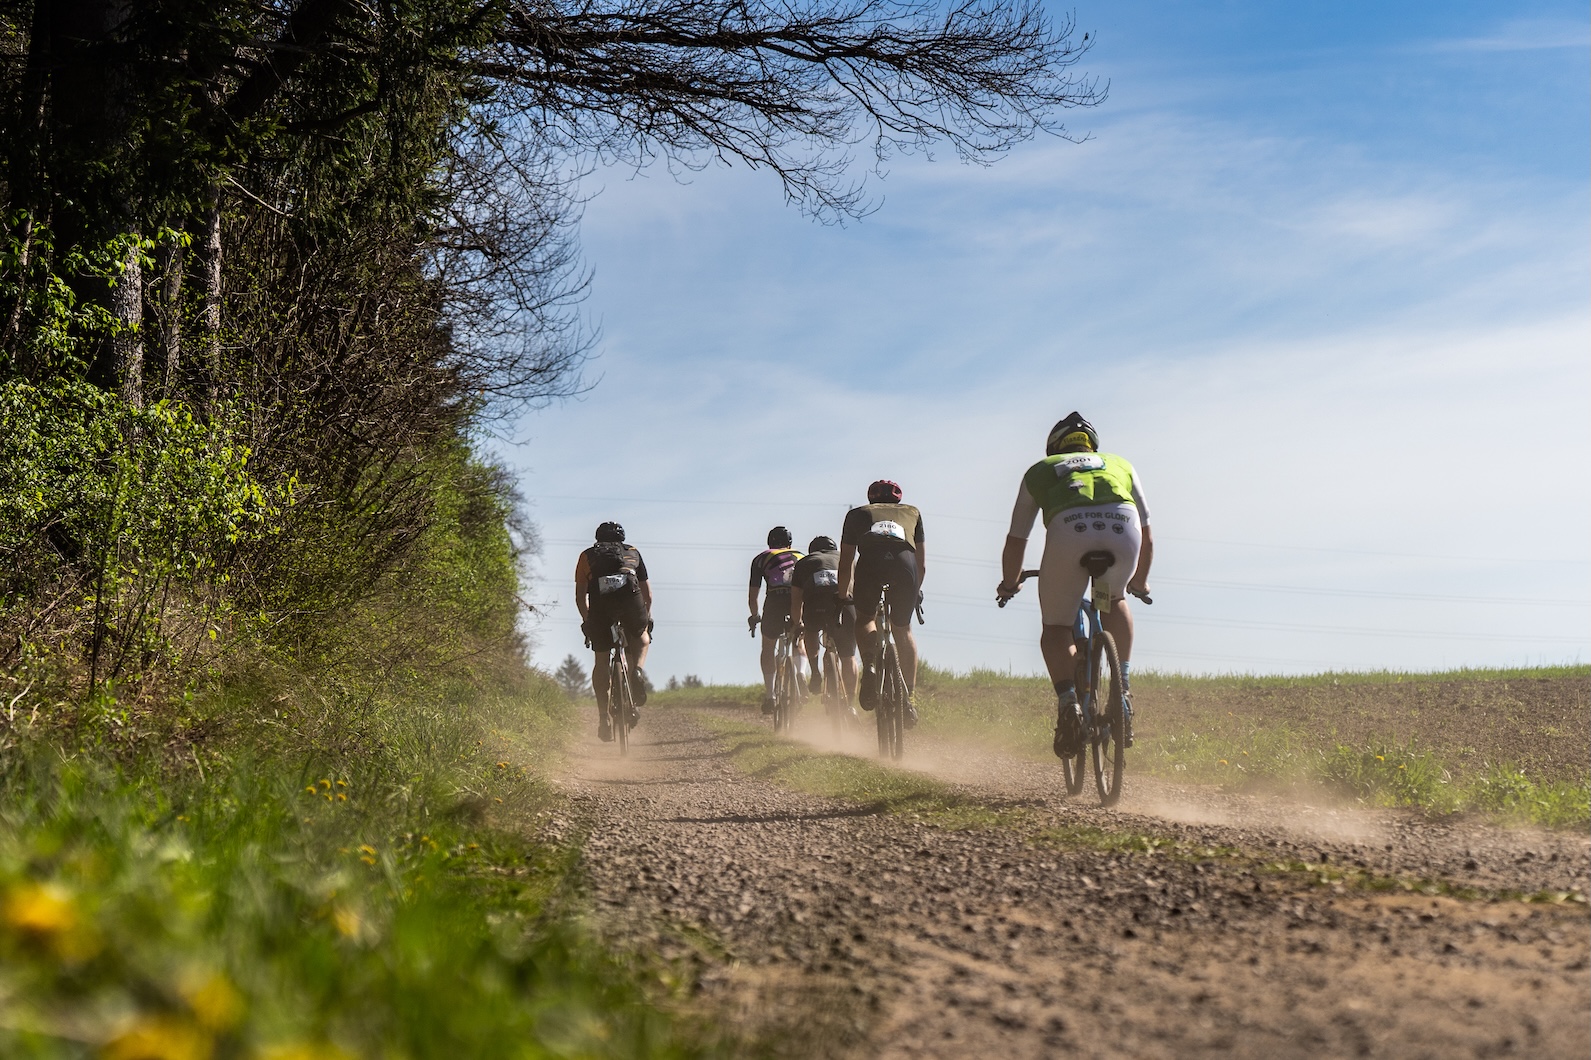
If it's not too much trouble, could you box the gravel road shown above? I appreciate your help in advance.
[562,703,1589,1058]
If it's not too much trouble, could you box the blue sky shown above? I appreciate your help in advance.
[504,1,1590,681]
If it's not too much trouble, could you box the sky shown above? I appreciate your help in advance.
[501,0,1591,682]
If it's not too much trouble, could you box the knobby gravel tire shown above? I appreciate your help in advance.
[612,649,632,756]
[824,648,844,743]
[883,642,906,762]
[1090,630,1126,806]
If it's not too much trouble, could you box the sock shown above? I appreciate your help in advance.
[1053,679,1075,697]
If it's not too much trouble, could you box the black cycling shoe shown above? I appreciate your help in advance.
[598,719,613,743]
[630,668,648,707]
[1052,692,1083,758]
[809,672,823,695]
[761,694,776,715]
[903,697,919,730]
[858,666,878,711]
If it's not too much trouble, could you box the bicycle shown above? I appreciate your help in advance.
[750,617,804,734]
[861,584,923,761]
[605,619,639,755]
[815,624,852,743]
[999,555,1151,806]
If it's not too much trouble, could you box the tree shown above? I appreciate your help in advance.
[554,654,589,698]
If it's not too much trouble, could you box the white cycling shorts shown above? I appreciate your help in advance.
[1038,503,1142,626]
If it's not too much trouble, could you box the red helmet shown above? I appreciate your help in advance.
[867,479,902,503]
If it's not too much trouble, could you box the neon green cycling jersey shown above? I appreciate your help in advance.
[1020,451,1144,528]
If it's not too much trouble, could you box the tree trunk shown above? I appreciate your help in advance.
[201,188,223,401]
[112,235,144,408]
[157,236,184,397]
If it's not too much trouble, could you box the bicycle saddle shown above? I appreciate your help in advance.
[1079,550,1116,578]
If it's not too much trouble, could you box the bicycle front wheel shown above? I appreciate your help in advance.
[612,650,632,756]
[1090,631,1126,805]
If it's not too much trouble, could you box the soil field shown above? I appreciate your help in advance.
[557,700,1590,1058]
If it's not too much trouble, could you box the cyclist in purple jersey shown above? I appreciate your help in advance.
[748,526,804,714]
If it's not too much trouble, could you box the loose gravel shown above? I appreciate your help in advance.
[561,704,1590,1058]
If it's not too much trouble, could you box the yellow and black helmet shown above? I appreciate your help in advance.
[1046,412,1098,455]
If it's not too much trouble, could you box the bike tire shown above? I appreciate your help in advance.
[824,647,843,742]
[874,646,894,759]
[1090,630,1126,806]
[884,642,906,762]
[613,649,631,756]
[776,653,797,734]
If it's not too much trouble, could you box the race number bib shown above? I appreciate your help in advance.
[812,569,839,589]
[597,573,630,594]
[870,520,907,541]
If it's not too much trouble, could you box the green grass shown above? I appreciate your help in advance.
[0,667,724,1059]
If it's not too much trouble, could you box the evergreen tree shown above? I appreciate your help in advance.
[554,654,589,698]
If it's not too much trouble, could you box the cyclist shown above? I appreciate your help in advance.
[997,413,1153,758]
[790,535,858,706]
[837,480,924,726]
[748,526,803,714]
[575,521,653,742]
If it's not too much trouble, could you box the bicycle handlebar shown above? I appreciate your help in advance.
[747,615,759,637]
[996,569,1043,608]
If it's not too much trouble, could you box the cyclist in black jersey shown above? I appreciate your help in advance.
[790,536,858,702]
[748,526,804,714]
[575,521,653,742]
[837,480,924,727]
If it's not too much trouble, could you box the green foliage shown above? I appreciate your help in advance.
[1318,743,1459,812]
[0,669,716,1059]
[0,378,286,683]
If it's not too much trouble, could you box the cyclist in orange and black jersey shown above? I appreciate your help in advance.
[748,526,803,714]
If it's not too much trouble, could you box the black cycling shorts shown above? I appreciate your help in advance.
[587,590,648,652]
[760,590,793,636]
[853,547,919,627]
[802,602,857,659]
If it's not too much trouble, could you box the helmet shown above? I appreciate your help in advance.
[594,521,625,543]
[1046,412,1098,455]
[808,535,837,553]
[767,526,793,548]
[867,479,902,503]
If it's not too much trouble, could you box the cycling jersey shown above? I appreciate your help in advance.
[750,548,803,594]
[1009,452,1149,538]
[792,550,842,610]
[841,503,924,552]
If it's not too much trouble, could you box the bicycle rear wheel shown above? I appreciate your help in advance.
[824,648,843,742]
[883,642,906,761]
[1090,630,1126,805]
[612,649,632,756]
[775,653,798,734]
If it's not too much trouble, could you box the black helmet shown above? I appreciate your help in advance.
[808,535,837,553]
[595,521,625,543]
[767,526,793,548]
[1046,412,1099,455]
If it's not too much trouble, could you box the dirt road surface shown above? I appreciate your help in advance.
[561,703,1589,1058]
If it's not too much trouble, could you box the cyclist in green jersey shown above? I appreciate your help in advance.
[997,413,1153,757]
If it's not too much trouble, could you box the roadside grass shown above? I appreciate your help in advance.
[908,664,1591,829]
[0,665,725,1059]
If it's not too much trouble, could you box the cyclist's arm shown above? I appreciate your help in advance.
[916,542,926,586]
[1002,481,1040,592]
[789,584,804,630]
[838,542,857,599]
[640,578,653,610]
[1000,535,1027,591]
[574,553,590,622]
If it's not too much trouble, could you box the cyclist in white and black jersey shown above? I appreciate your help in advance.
[997,413,1153,757]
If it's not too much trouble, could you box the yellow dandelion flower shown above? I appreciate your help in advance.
[4,882,96,958]
[102,1015,211,1060]
[335,780,347,788]
[493,797,503,804]
[1218,759,1229,766]
[357,845,377,856]
[496,762,508,770]
[181,972,244,1032]
[332,906,363,939]
[1375,755,1385,762]
[318,779,332,790]
[336,793,347,802]
[304,786,317,795]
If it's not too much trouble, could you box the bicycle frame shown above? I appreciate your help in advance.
[607,620,634,755]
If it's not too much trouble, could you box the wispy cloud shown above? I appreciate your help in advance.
[1420,18,1589,53]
